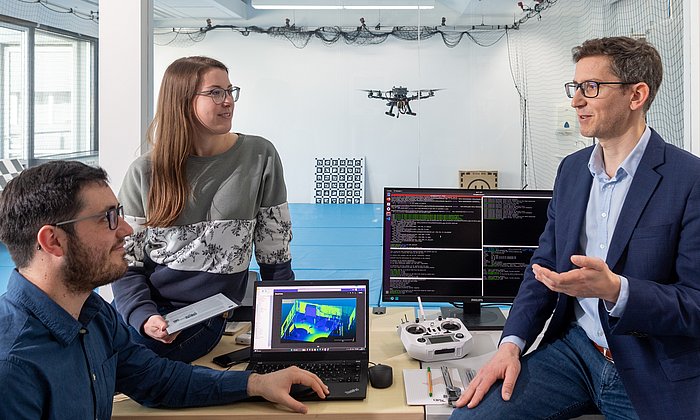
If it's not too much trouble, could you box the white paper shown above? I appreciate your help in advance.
[403,367,465,405]
[165,293,238,334]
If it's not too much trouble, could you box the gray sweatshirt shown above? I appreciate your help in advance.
[112,134,294,332]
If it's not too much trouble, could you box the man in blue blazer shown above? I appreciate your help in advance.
[451,37,700,420]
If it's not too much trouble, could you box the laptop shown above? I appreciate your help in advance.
[246,279,369,400]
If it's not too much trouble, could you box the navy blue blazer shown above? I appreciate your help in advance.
[503,129,700,419]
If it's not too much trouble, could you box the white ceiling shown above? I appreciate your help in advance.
[47,0,530,27]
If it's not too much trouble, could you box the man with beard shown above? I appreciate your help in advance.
[0,161,328,419]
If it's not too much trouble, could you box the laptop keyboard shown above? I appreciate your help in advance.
[252,361,363,383]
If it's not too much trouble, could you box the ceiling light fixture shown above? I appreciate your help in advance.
[343,6,434,9]
[251,0,434,10]
[253,4,343,9]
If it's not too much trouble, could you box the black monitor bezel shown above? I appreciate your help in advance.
[250,279,370,362]
[380,187,552,308]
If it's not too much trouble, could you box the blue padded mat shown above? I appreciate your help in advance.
[0,243,13,294]
[0,205,386,304]
[255,203,384,305]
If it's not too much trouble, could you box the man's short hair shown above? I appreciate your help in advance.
[572,36,663,112]
[0,160,109,268]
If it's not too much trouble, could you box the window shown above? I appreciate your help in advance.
[0,20,97,166]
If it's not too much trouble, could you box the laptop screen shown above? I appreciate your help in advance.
[252,281,368,355]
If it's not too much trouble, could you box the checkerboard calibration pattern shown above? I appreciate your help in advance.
[313,157,365,204]
[0,159,24,192]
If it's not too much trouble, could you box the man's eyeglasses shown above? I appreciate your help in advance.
[53,205,124,231]
[564,81,638,99]
[196,86,240,104]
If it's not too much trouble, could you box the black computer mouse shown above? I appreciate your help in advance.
[368,364,393,389]
[289,383,318,399]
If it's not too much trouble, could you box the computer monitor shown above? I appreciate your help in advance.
[381,187,552,330]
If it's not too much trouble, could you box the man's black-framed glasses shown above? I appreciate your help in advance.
[53,205,124,231]
[196,86,240,104]
[564,81,637,99]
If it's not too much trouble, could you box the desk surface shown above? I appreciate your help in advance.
[112,307,424,420]
[422,333,500,419]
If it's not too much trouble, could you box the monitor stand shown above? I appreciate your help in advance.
[440,302,506,331]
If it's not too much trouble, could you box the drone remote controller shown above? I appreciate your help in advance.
[398,316,473,362]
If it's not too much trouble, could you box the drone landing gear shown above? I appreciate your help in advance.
[400,101,416,116]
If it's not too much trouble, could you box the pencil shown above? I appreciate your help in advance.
[427,367,433,397]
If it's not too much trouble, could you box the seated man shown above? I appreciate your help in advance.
[0,161,328,419]
[450,36,700,420]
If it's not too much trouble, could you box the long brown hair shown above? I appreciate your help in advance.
[146,56,228,227]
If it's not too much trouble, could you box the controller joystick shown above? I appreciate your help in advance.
[406,324,426,335]
[441,321,460,331]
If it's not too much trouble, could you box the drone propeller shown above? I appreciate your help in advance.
[360,89,392,99]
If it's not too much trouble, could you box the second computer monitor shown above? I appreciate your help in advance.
[381,187,552,330]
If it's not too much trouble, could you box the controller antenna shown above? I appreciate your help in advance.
[417,297,426,322]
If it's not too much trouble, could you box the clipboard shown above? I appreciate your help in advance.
[403,367,466,405]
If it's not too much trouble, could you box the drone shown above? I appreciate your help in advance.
[362,86,441,118]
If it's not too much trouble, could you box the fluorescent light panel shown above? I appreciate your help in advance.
[344,5,433,9]
[252,0,434,10]
[253,5,343,9]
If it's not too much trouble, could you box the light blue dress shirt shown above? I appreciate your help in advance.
[574,126,650,348]
[503,126,651,352]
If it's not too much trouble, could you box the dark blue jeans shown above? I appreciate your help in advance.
[127,314,227,363]
[450,324,638,420]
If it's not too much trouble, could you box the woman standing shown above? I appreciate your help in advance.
[113,56,293,362]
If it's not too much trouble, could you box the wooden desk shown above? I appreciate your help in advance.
[112,307,423,420]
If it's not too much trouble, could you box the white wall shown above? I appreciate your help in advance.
[507,3,590,190]
[153,30,522,203]
[99,1,152,194]
[97,1,153,302]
